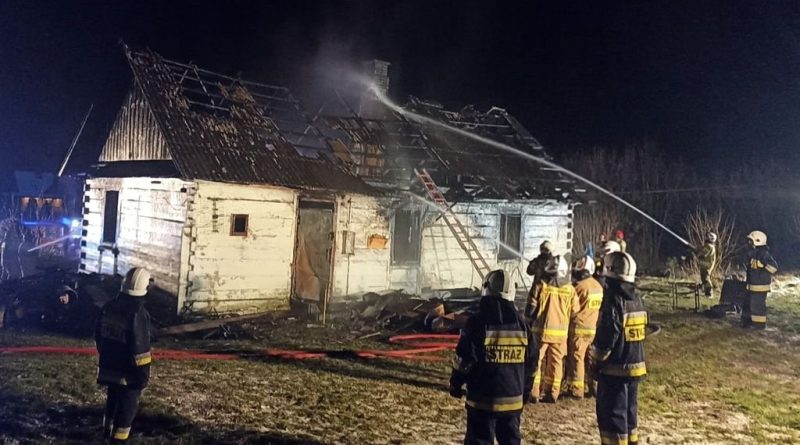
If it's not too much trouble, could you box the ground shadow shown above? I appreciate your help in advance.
[0,391,333,445]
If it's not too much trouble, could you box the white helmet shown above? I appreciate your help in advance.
[746,230,767,247]
[601,240,621,255]
[544,255,569,278]
[540,240,553,253]
[573,255,596,276]
[482,269,515,302]
[706,232,717,243]
[121,267,152,297]
[603,252,637,283]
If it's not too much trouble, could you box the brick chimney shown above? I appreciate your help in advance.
[359,59,391,118]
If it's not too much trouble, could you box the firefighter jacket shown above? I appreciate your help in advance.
[696,242,716,271]
[526,252,553,283]
[527,277,579,344]
[745,247,778,292]
[450,295,538,415]
[95,293,152,389]
[572,274,604,337]
[590,279,647,379]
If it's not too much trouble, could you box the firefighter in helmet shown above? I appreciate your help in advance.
[595,240,621,287]
[565,255,604,398]
[742,230,778,330]
[526,255,579,403]
[612,230,627,253]
[450,269,538,445]
[696,232,717,298]
[590,251,647,445]
[526,240,554,286]
[95,268,153,443]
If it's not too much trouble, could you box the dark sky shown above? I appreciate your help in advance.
[2,0,800,175]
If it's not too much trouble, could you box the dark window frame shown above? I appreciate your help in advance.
[391,209,422,264]
[230,214,249,236]
[102,191,120,245]
[498,213,522,260]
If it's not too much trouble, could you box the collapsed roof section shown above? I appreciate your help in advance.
[110,48,374,195]
[322,100,578,202]
[97,48,576,201]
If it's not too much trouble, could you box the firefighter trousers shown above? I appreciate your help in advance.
[596,376,640,445]
[532,341,566,401]
[565,334,593,398]
[103,384,142,442]
[741,291,767,329]
[464,408,521,445]
[699,268,713,297]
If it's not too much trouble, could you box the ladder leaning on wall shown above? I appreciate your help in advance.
[413,168,492,280]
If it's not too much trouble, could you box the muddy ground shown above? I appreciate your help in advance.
[1,276,800,444]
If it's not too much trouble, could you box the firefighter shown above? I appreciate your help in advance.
[526,255,578,403]
[450,269,538,445]
[696,232,717,298]
[595,241,621,287]
[589,251,647,445]
[564,255,604,398]
[526,240,554,285]
[742,230,778,330]
[95,268,153,443]
[612,230,627,253]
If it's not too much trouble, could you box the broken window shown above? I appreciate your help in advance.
[230,214,249,236]
[102,191,120,245]
[498,214,522,260]
[392,210,421,264]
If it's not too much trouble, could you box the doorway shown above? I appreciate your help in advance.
[292,200,336,308]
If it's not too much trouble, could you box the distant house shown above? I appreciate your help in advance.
[80,48,577,315]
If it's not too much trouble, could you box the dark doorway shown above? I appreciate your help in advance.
[292,201,335,307]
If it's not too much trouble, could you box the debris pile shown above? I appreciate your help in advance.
[341,288,482,334]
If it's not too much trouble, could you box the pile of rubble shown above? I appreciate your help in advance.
[339,288,482,335]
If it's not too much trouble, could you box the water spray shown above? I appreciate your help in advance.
[26,235,76,253]
[372,85,692,247]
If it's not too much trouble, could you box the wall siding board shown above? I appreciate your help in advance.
[81,177,191,295]
[99,86,171,162]
[182,181,297,314]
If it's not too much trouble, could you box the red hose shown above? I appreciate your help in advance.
[0,334,462,362]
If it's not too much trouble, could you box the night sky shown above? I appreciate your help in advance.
[2,0,800,176]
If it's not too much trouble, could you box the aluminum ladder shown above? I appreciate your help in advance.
[414,168,492,279]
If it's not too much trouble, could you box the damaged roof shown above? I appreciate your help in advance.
[121,48,375,195]
[102,48,574,201]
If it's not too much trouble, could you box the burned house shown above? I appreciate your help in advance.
[80,48,577,315]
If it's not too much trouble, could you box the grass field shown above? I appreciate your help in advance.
[1,276,799,444]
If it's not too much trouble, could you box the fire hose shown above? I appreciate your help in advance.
[0,334,461,362]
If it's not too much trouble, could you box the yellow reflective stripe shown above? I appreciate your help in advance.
[565,380,585,388]
[485,329,526,339]
[466,394,524,412]
[629,429,639,443]
[541,376,562,385]
[765,265,778,274]
[601,362,647,377]
[485,337,528,346]
[751,315,767,323]
[535,328,568,337]
[134,352,152,366]
[600,431,628,445]
[574,327,596,336]
[113,427,131,440]
[746,284,771,292]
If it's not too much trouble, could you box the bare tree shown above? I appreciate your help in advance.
[683,207,738,278]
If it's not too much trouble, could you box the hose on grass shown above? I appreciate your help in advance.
[0,334,462,362]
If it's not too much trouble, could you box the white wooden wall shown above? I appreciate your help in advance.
[81,177,191,295]
[181,181,297,314]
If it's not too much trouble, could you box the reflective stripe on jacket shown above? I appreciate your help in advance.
[746,247,778,292]
[572,277,604,336]
[528,281,579,343]
[590,279,647,379]
[450,295,538,415]
[95,293,152,389]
